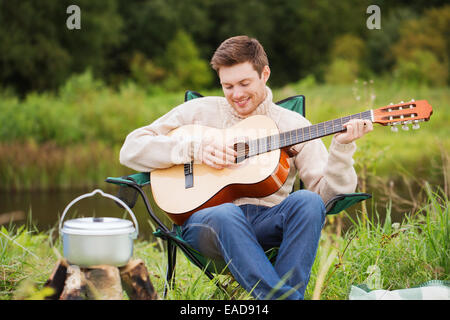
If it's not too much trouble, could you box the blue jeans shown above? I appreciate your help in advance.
[180,190,326,300]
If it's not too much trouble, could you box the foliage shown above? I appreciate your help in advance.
[162,30,214,91]
[129,52,166,89]
[306,184,449,299]
[2,1,448,94]
[0,224,56,299]
[325,34,366,84]
[365,7,419,75]
[391,5,450,86]
[129,31,213,92]
[0,0,123,94]
[330,34,366,62]
[325,59,360,85]
[395,50,448,86]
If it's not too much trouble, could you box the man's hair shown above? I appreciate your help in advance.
[210,35,269,76]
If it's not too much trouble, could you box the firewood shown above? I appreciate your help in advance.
[119,259,159,300]
[83,265,124,300]
[44,259,69,300]
[60,265,87,300]
[46,259,159,300]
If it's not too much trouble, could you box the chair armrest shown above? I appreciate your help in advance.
[325,192,372,215]
[105,172,150,187]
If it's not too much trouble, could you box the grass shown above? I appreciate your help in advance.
[306,183,449,300]
[1,183,447,300]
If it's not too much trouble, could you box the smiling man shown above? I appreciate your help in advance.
[220,62,269,116]
[120,35,372,300]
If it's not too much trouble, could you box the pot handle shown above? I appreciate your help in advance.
[59,189,139,238]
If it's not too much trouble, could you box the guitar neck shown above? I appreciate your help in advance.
[247,110,373,157]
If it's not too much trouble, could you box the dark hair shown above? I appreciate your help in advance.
[210,35,269,76]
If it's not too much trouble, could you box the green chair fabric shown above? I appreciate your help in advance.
[105,90,371,296]
[275,94,305,115]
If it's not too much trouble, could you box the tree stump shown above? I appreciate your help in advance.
[44,258,159,300]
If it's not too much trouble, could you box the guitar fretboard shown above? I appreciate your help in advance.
[246,110,373,157]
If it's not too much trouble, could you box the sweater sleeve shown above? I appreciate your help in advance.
[119,106,196,172]
[293,136,358,204]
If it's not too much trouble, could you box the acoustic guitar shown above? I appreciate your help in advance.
[150,100,433,225]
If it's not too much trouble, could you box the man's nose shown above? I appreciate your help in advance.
[232,89,244,100]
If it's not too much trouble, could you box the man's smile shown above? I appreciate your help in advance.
[234,97,250,107]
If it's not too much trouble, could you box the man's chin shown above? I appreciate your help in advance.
[233,106,254,117]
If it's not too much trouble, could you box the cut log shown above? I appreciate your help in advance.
[45,259,158,300]
[119,259,159,300]
[60,265,87,300]
[44,259,69,300]
[83,265,124,300]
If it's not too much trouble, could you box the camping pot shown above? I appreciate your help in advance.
[59,189,139,267]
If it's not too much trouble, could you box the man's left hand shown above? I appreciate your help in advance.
[334,119,373,144]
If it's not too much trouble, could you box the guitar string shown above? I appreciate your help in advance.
[239,111,372,160]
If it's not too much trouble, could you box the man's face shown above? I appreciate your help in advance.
[218,62,270,117]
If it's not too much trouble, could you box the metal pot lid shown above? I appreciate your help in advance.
[62,217,135,236]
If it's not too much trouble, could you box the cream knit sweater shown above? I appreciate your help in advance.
[119,87,358,207]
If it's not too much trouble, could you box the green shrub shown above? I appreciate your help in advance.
[394,50,448,86]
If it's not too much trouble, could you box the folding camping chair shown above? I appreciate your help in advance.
[105,91,371,297]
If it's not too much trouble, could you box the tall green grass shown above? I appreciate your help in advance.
[0,223,56,299]
[305,183,449,300]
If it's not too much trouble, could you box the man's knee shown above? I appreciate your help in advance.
[290,190,323,206]
[286,190,325,223]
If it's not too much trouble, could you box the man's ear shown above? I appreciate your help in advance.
[262,65,271,83]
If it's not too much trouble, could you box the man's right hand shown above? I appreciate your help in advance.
[194,137,237,169]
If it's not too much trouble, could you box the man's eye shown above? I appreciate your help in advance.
[241,83,249,87]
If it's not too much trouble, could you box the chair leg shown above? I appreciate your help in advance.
[163,240,177,298]
[170,242,177,286]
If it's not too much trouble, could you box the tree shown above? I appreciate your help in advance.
[0,0,123,94]
[391,5,450,85]
[162,30,213,91]
[325,34,365,84]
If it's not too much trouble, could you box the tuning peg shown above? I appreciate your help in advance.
[391,126,398,132]
[412,123,420,130]
[402,124,409,131]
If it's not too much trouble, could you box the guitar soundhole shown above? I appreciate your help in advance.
[234,142,249,163]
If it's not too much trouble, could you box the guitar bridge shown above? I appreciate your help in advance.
[184,161,194,189]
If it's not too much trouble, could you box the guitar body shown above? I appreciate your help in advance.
[150,115,290,225]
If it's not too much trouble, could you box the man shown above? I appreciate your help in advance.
[120,35,372,299]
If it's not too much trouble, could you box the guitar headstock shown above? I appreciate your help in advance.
[373,99,433,132]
